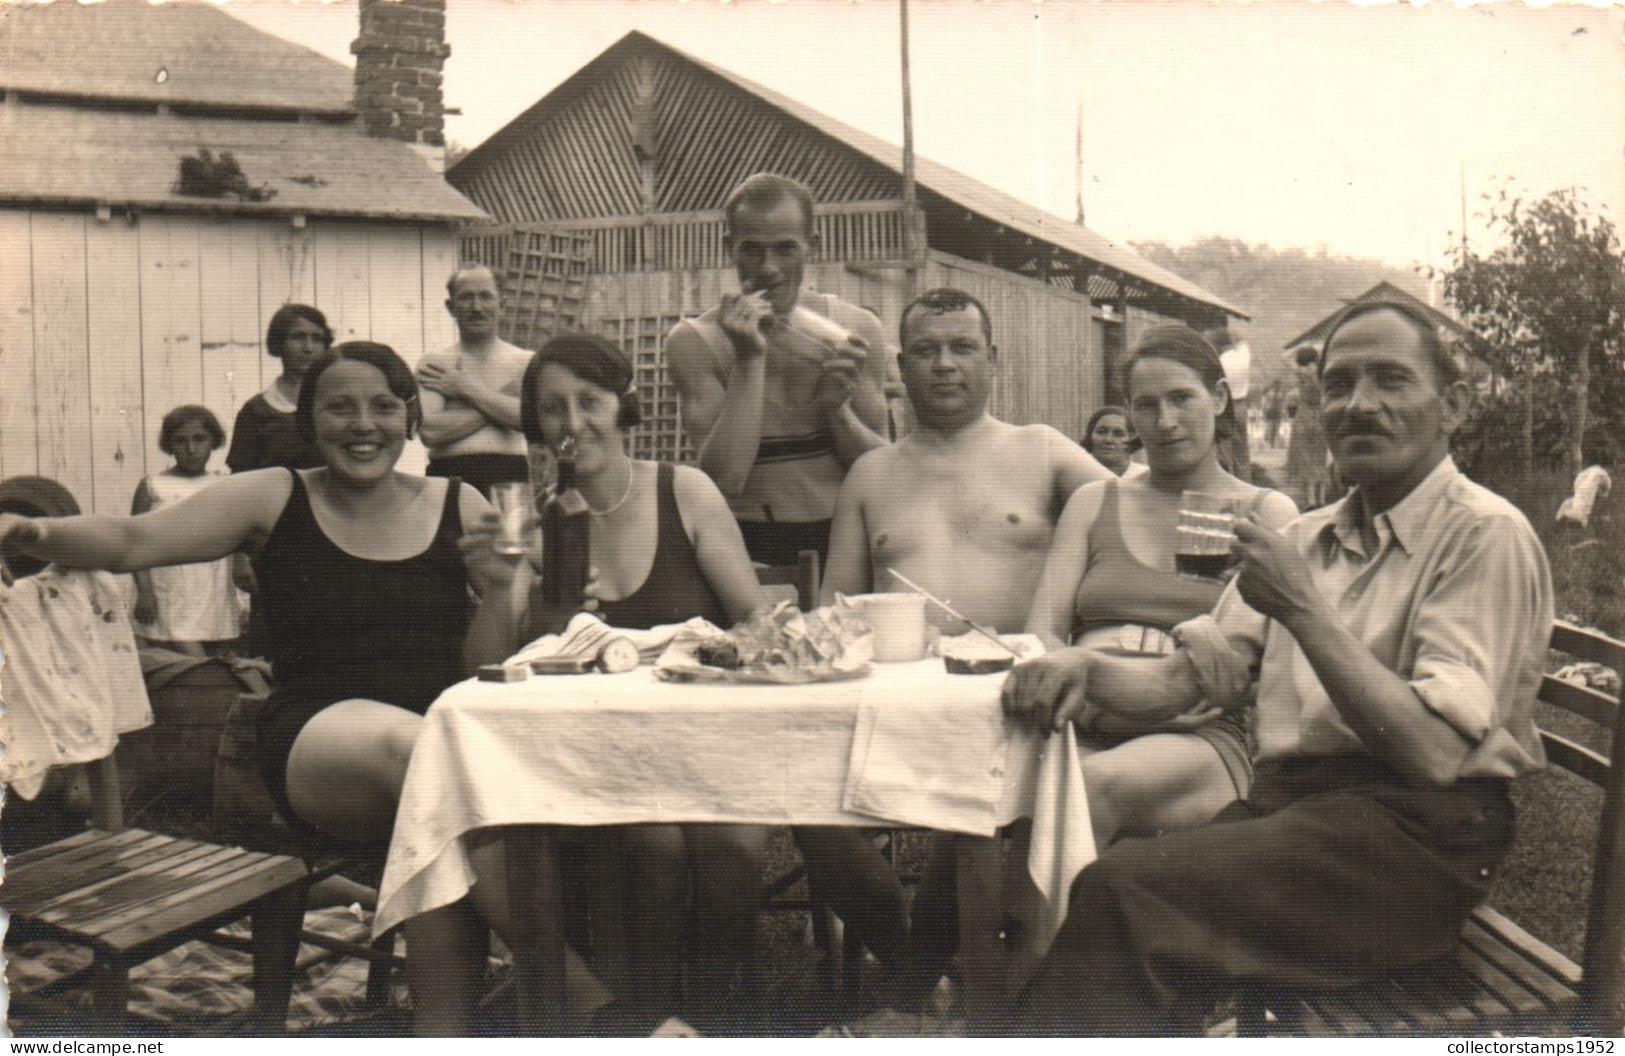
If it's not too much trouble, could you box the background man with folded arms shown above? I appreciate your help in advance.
[416,263,532,496]
[1000,300,1554,1035]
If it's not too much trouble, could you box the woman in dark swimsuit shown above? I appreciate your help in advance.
[0,342,555,1033]
[456,334,767,1033]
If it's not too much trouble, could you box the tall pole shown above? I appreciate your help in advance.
[1075,97,1086,225]
[900,0,920,289]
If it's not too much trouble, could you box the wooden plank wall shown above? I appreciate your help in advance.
[2,209,460,513]
[581,251,1103,457]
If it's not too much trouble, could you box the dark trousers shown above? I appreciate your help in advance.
[426,453,529,498]
[1004,755,1515,1036]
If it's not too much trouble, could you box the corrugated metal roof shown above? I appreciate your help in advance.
[458,31,1244,320]
[0,103,487,222]
[0,0,354,115]
[1283,280,1469,355]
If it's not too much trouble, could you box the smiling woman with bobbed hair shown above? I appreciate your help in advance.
[0,341,568,1033]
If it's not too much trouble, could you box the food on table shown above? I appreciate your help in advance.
[509,613,641,675]
[939,631,1045,675]
[595,636,639,674]
[659,599,873,683]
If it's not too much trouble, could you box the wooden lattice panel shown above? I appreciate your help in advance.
[600,313,691,464]
[493,229,591,351]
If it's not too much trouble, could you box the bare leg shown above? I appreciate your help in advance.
[406,899,488,1036]
[1081,732,1239,847]
[954,833,1009,1022]
[283,699,420,844]
[462,837,612,1024]
[887,832,958,1010]
[620,824,690,1022]
[792,826,908,967]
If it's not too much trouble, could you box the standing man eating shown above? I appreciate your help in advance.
[667,173,891,567]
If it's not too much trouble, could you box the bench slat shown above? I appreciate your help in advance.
[5,835,227,910]
[1383,962,1493,1030]
[28,844,238,925]
[3,827,138,867]
[1541,731,1611,787]
[71,848,271,935]
[99,857,309,954]
[1540,676,1619,732]
[1552,624,1625,673]
[1459,918,1577,1010]
[1470,906,1584,987]
[1,831,176,901]
[1450,939,1555,1019]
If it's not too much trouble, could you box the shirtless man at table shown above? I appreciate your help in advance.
[821,286,1112,1008]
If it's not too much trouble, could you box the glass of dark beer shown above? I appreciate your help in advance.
[1175,492,1239,580]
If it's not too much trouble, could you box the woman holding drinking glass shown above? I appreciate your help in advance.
[0,342,599,1032]
[452,333,769,1034]
[1027,325,1299,842]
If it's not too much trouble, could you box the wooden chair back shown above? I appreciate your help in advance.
[754,549,821,612]
[1536,621,1625,1035]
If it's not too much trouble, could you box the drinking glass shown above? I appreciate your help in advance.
[1175,492,1239,581]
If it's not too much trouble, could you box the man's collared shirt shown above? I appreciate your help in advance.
[1179,457,1553,781]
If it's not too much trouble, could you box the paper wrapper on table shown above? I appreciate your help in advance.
[507,612,723,668]
[655,600,873,684]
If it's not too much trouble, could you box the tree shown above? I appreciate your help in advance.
[1132,237,1433,395]
[1441,187,1624,478]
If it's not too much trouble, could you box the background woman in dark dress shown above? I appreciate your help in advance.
[226,304,332,473]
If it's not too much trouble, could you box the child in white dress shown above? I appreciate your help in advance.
[130,406,249,655]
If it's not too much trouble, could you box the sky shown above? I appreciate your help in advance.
[224,0,1624,272]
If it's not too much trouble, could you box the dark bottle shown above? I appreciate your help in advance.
[536,436,591,634]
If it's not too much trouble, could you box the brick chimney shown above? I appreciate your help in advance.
[352,0,449,168]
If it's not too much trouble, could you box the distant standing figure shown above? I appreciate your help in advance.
[1081,406,1140,477]
[226,304,331,473]
[132,405,250,656]
[416,264,534,497]
[1205,329,1252,480]
[1285,355,1331,509]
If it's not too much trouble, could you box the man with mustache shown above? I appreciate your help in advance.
[416,263,533,497]
[998,300,1554,1034]
[667,173,891,567]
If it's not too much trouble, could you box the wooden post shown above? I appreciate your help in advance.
[899,0,921,295]
[506,826,568,1035]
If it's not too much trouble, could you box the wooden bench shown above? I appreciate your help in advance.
[1239,620,1625,1037]
[3,752,312,1035]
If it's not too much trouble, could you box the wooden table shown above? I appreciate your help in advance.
[375,659,1086,1033]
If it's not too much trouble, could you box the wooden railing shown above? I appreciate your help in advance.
[462,200,914,276]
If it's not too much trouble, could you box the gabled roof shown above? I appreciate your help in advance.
[0,104,487,222]
[0,1,485,223]
[1283,280,1470,355]
[0,0,354,116]
[457,31,1243,320]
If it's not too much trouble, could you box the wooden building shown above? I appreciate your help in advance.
[449,31,1243,461]
[0,0,486,513]
[1283,281,1471,366]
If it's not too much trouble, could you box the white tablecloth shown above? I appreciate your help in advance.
[375,659,1093,936]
